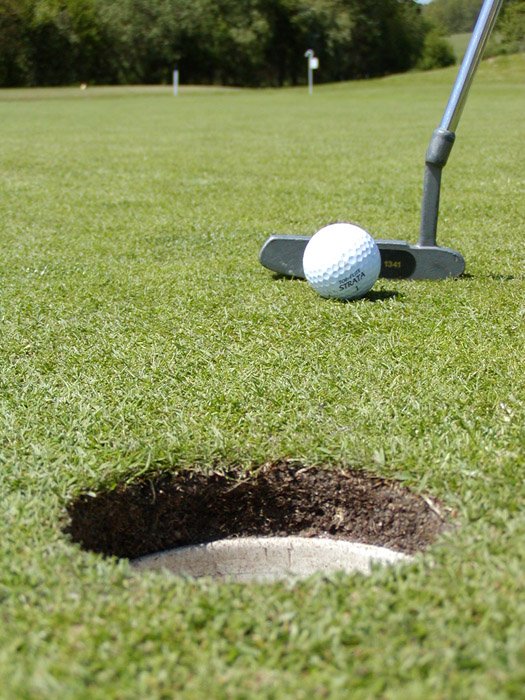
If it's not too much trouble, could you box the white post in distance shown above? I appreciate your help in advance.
[173,67,179,96]
[304,50,319,95]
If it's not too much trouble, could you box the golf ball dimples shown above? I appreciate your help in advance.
[303,223,381,299]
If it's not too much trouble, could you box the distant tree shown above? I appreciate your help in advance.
[496,0,525,52]
[423,0,481,34]
[424,0,525,56]
[0,0,462,88]
[0,0,116,86]
[0,0,32,86]
[26,0,108,85]
[259,0,429,84]
[418,28,456,69]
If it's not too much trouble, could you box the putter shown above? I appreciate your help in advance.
[259,0,504,280]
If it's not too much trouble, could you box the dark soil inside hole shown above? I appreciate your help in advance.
[65,463,449,559]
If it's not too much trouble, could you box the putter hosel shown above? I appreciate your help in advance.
[418,128,455,247]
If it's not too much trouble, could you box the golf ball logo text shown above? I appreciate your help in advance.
[339,268,366,291]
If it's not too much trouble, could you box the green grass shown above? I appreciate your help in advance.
[1,54,524,698]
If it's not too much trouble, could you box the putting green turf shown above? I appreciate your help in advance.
[1,54,524,698]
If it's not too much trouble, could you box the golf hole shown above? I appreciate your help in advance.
[66,463,448,582]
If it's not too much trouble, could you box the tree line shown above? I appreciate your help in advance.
[0,0,475,88]
[424,0,525,55]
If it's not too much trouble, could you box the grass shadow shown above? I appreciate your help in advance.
[363,289,402,302]
[271,274,402,302]
[329,289,402,304]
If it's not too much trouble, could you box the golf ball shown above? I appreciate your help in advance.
[302,223,381,300]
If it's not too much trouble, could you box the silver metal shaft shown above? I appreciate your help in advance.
[419,0,504,247]
[440,0,504,132]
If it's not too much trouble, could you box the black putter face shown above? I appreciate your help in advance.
[379,248,417,279]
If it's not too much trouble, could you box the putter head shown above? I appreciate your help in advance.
[259,235,465,281]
